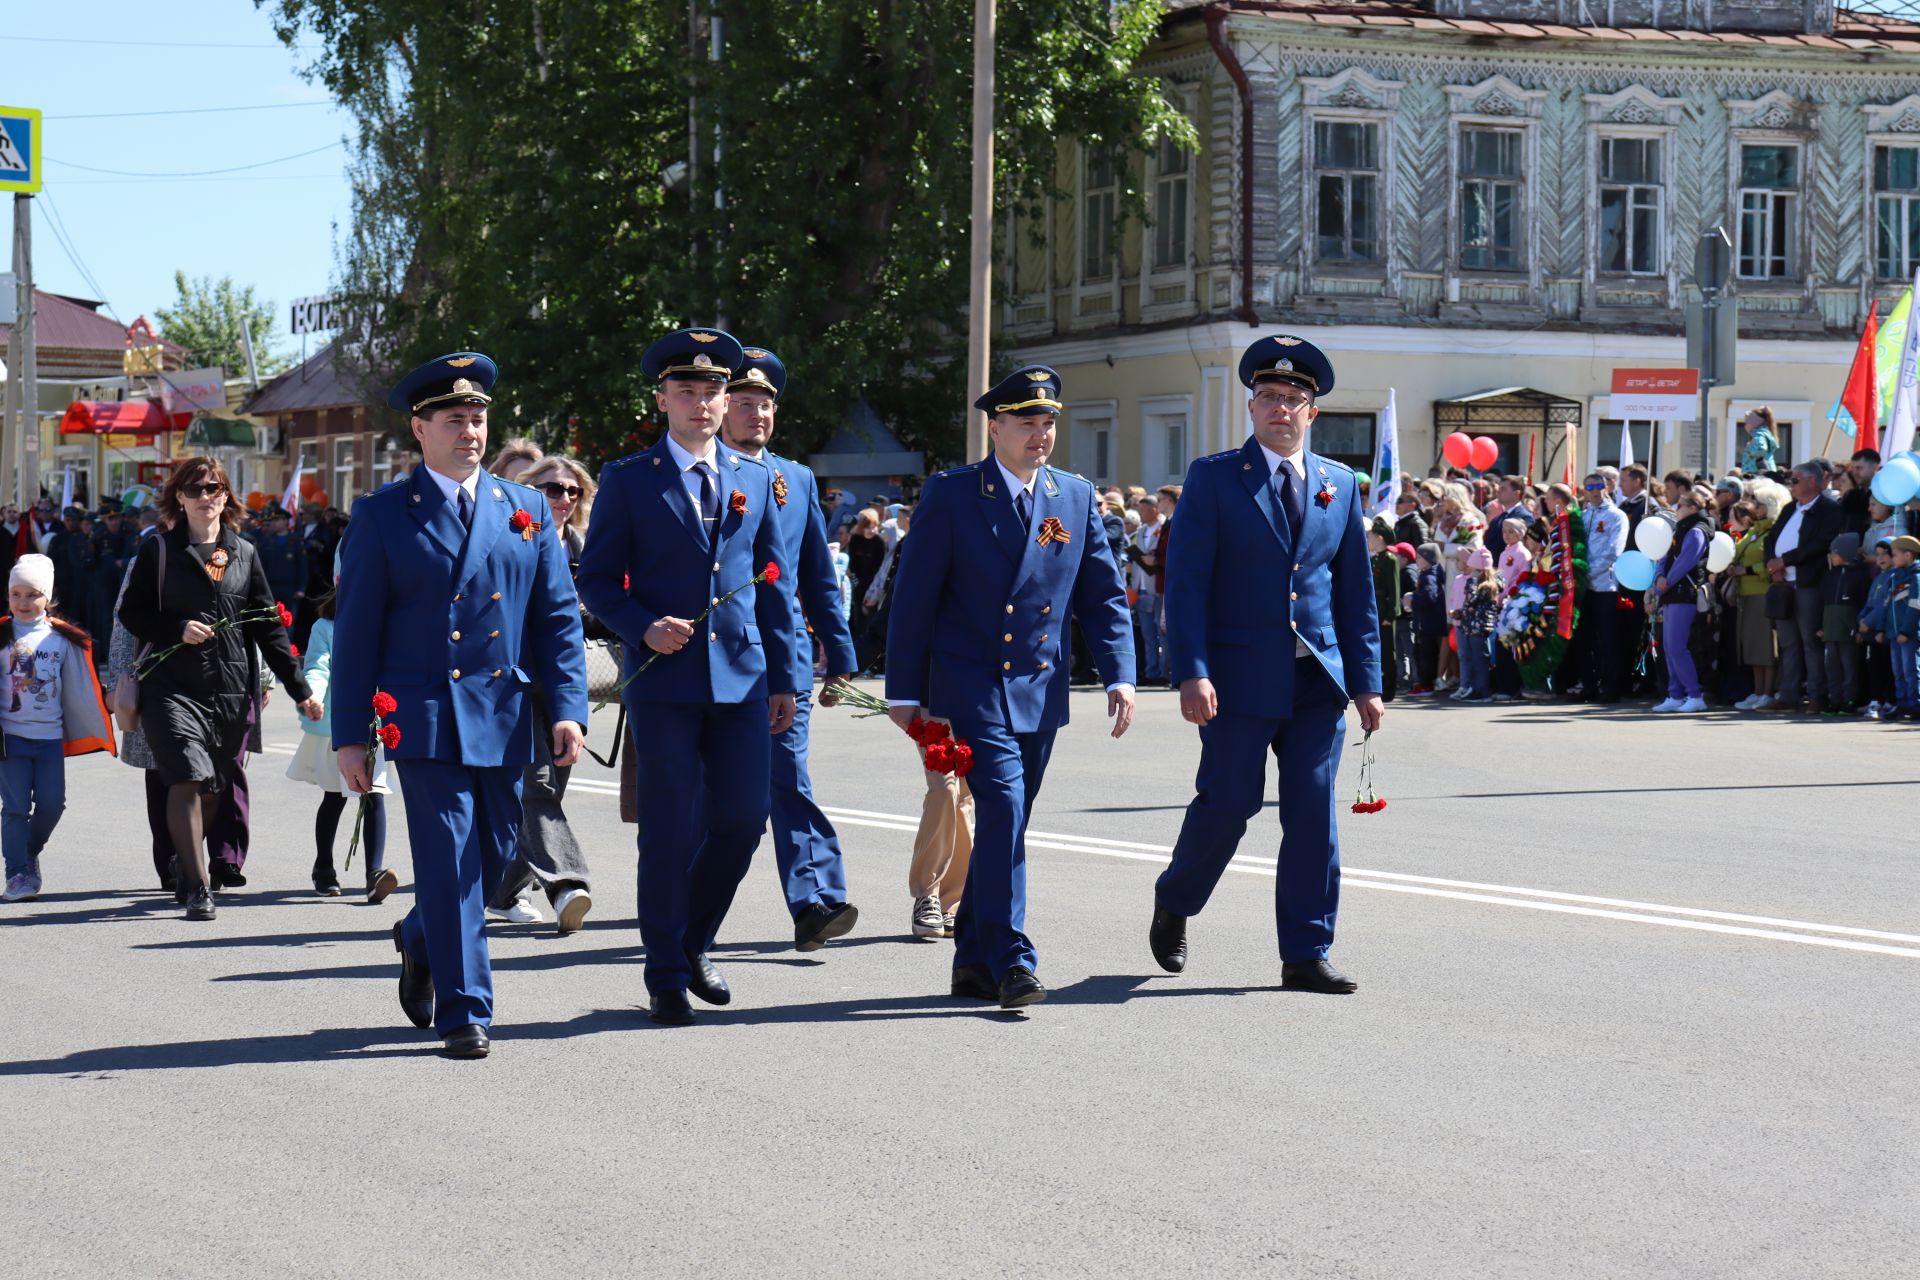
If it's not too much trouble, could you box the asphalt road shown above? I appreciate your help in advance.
[3,685,1915,1278]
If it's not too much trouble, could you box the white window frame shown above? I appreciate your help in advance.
[1138,393,1194,488]
[1455,124,1529,275]
[1307,114,1389,269]
[1731,136,1804,283]
[1142,90,1200,322]
[1066,399,1117,488]
[1869,136,1920,282]
[1073,146,1124,326]
[1444,77,1545,289]
[1593,133,1669,279]
[330,436,357,507]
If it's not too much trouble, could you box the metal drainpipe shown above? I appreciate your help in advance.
[1204,3,1259,327]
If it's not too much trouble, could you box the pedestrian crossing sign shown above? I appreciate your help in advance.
[0,107,42,194]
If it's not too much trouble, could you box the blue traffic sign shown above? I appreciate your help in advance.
[0,106,42,194]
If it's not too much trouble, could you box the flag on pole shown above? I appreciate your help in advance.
[281,457,304,513]
[1563,423,1579,486]
[1875,284,1913,419]
[1840,300,1880,454]
[1885,269,1920,458]
[1618,420,1635,470]
[1369,389,1400,518]
[59,464,73,512]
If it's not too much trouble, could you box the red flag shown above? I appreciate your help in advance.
[1842,301,1880,455]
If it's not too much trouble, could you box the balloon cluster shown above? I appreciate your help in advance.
[1871,452,1920,507]
[1615,514,1736,592]
[1441,432,1501,472]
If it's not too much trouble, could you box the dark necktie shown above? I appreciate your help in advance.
[1015,488,1032,532]
[1276,460,1305,537]
[456,487,473,529]
[695,462,720,545]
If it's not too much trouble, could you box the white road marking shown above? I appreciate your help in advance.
[277,745,1916,961]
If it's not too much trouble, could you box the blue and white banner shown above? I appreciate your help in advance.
[1370,388,1400,519]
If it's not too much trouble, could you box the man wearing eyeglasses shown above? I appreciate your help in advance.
[717,346,862,952]
[1150,334,1381,994]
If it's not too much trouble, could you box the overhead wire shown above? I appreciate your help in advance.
[47,102,332,122]
[36,193,122,324]
[0,34,282,50]
[46,140,343,179]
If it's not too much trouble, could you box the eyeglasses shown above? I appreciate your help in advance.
[539,482,582,500]
[181,482,225,499]
[1252,392,1313,412]
[1584,482,1605,491]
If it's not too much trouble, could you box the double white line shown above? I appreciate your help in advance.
[278,750,1920,961]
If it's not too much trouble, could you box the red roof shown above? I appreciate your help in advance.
[1171,1,1920,49]
[0,291,185,356]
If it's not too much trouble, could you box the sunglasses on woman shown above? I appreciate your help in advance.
[181,482,225,499]
[539,482,582,500]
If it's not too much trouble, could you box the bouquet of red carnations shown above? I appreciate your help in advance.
[345,691,401,870]
[1350,729,1386,814]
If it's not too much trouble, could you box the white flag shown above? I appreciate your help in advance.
[1618,420,1634,471]
[60,465,73,512]
[1370,389,1400,519]
[281,457,305,513]
[1886,266,1920,458]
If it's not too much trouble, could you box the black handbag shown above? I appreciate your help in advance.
[1764,581,1795,621]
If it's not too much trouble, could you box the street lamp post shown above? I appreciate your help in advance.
[964,0,995,464]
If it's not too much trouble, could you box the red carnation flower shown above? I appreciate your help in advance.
[923,741,956,773]
[372,691,398,717]
[905,718,929,743]
[509,508,533,532]
[951,742,974,778]
[379,723,402,750]
[276,603,294,627]
[289,643,300,658]
[920,721,951,745]
[762,561,780,584]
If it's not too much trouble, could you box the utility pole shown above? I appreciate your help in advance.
[1692,226,1733,477]
[964,0,996,463]
[6,194,34,508]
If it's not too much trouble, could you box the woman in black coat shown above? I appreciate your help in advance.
[120,458,320,920]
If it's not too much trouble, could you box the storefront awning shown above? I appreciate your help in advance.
[59,400,174,438]
[1433,387,1582,433]
[184,417,254,449]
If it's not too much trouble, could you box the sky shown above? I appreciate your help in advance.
[8,1,357,369]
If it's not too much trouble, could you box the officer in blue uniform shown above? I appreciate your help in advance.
[717,346,862,950]
[575,328,798,1026]
[885,365,1136,1010]
[1150,335,1383,994]
[334,353,589,1058]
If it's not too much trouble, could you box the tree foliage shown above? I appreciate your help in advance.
[153,271,290,377]
[260,0,1189,468]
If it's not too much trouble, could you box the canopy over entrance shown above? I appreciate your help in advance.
[1433,388,1583,479]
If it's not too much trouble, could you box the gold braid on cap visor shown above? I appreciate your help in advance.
[1254,368,1320,392]
[992,397,1064,413]
[412,389,494,412]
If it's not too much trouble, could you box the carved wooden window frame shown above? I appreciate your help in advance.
[1299,69,1402,283]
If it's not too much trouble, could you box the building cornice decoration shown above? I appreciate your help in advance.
[1864,93,1920,134]
[1300,67,1405,112]
[1727,90,1810,132]
[1445,74,1547,119]
[1582,84,1686,128]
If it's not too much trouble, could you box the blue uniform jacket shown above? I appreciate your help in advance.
[575,437,797,702]
[1166,438,1382,716]
[885,460,1134,734]
[331,468,590,768]
[763,451,858,689]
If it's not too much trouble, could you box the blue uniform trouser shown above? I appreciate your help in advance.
[947,716,1056,984]
[629,698,773,996]
[1157,657,1348,962]
[395,759,524,1034]
[769,690,848,918]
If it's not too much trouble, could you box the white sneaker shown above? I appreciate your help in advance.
[942,911,957,938]
[1678,697,1709,713]
[1734,694,1760,711]
[1864,702,1883,720]
[485,894,546,924]
[552,886,592,936]
[1750,694,1777,711]
[911,894,944,938]
[1651,698,1684,712]
[2,872,40,902]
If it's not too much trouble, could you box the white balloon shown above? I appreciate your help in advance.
[1635,514,1674,560]
[1706,529,1736,574]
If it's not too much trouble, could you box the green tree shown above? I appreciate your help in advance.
[261,0,1189,467]
[153,271,290,376]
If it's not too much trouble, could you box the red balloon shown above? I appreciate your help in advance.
[1441,432,1473,468]
[1469,436,1500,471]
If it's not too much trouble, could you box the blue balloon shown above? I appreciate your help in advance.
[1614,549,1656,592]
[1872,455,1920,507]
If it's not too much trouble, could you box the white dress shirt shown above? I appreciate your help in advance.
[664,432,723,509]
[421,464,481,516]
[1775,498,1812,582]
[1256,440,1312,656]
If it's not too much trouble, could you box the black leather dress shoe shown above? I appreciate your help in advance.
[998,965,1047,1010]
[793,901,859,952]
[184,887,216,921]
[1149,905,1188,973]
[1281,959,1359,994]
[687,953,731,1005]
[950,964,997,1000]
[441,1025,490,1058]
[394,922,433,1028]
[648,989,696,1026]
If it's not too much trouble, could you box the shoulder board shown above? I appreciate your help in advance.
[599,451,643,474]
[1319,458,1354,475]
[1197,449,1240,465]
[734,452,768,469]
[928,466,972,483]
